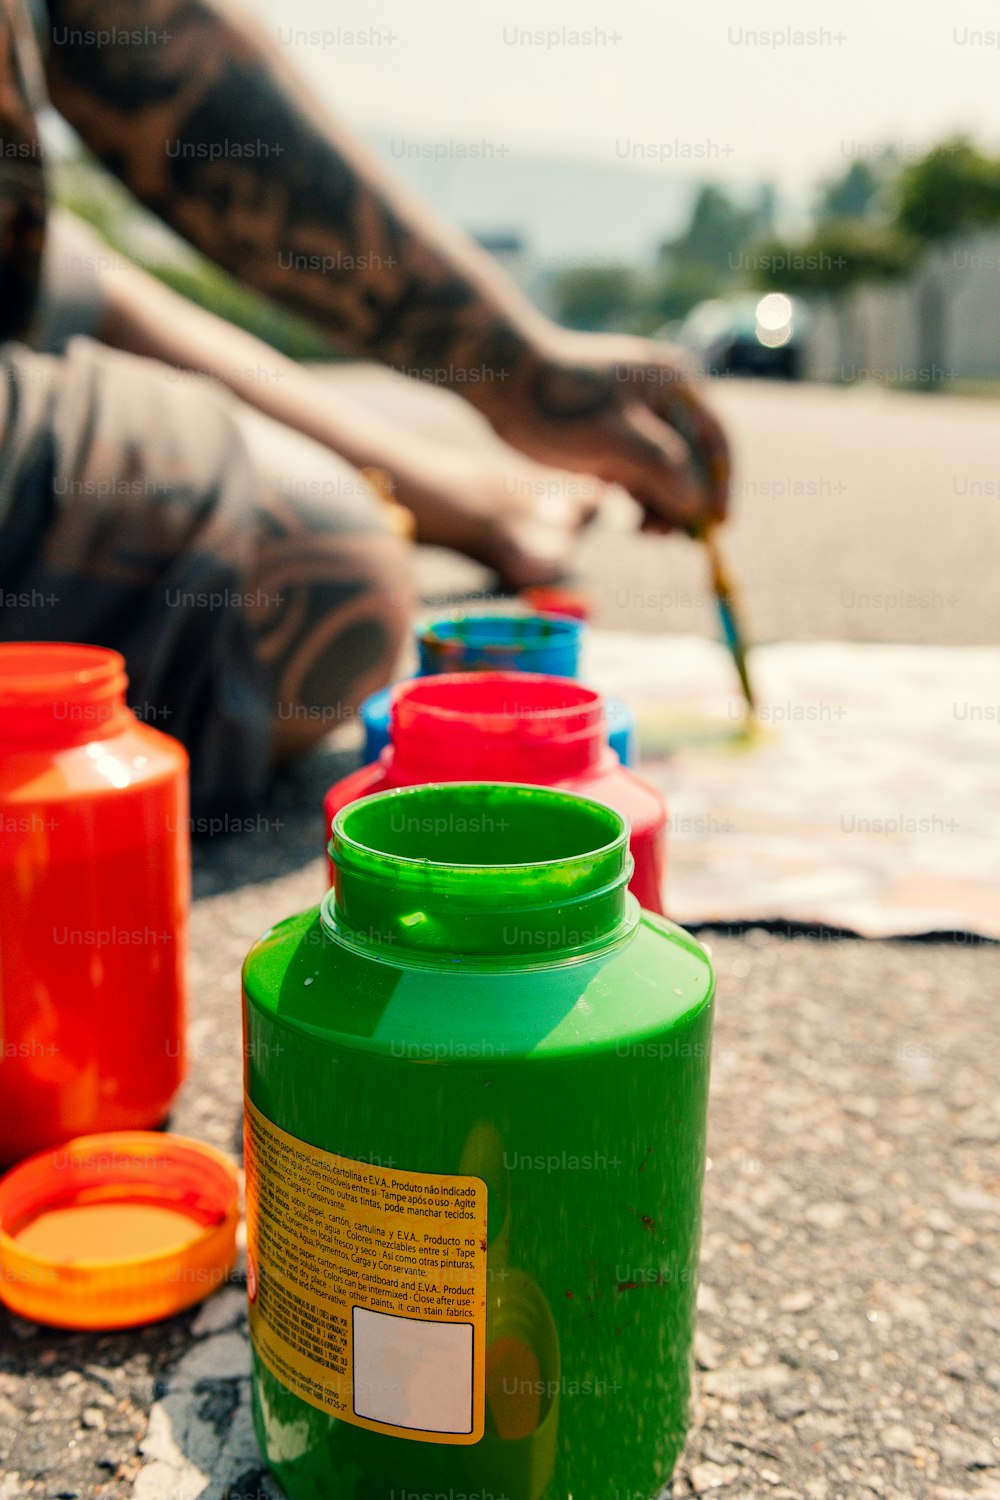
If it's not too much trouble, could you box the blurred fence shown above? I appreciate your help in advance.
[803,229,1000,384]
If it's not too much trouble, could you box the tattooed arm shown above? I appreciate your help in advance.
[44,0,728,528]
[95,248,605,587]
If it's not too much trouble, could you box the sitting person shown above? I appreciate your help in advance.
[0,0,729,809]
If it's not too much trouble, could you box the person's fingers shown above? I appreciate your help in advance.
[595,400,706,529]
[533,469,606,525]
[489,506,585,591]
[639,512,676,535]
[499,338,730,531]
[491,536,568,591]
[574,473,605,525]
[653,380,731,521]
[486,462,609,590]
[614,354,730,522]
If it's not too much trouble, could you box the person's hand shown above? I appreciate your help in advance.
[484,328,730,535]
[385,442,605,591]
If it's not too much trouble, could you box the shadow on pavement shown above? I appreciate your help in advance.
[191,742,359,901]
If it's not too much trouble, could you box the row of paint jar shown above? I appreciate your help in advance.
[0,615,667,1164]
[1,618,671,1158]
[0,623,708,1500]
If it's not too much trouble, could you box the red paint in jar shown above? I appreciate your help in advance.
[0,644,189,1165]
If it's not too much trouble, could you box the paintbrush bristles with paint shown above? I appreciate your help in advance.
[701,525,756,714]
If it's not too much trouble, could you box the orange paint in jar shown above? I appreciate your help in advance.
[0,644,190,1165]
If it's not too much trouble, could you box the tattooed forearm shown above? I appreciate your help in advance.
[43,0,547,406]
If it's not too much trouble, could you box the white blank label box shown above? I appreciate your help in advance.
[352,1307,474,1433]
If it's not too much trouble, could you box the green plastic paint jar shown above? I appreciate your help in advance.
[243,783,714,1500]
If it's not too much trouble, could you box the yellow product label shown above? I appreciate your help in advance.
[244,1096,488,1444]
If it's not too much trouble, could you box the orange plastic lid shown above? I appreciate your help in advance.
[0,1132,240,1330]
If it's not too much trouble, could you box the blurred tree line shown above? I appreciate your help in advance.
[551,137,1000,333]
[554,183,776,333]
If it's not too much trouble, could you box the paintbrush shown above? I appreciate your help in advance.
[654,379,754,712]
[699,523,756,714]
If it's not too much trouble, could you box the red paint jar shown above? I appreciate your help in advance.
[324,673,666,912]
[0,644,190,1165]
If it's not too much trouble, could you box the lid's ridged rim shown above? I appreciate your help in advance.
[0,1132,239,1328]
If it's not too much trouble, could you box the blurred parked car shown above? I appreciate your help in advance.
[670,293,808,379]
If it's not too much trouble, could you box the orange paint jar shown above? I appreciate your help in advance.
[0,644,190,1165]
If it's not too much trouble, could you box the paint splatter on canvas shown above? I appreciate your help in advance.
[586,634,1000,938]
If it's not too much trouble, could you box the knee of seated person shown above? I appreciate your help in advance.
[265,518,415,760]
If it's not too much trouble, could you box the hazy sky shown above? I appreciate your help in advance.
[242,0,1000,201]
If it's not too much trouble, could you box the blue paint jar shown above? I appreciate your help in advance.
[360,613,636,765]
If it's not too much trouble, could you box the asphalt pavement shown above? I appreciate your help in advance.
[1,376,998,1500]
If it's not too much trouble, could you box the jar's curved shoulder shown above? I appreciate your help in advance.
[0,718,187,804]
[243,907,714,1063]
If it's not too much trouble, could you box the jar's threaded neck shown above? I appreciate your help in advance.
[389,673,607,782]
[0,643,130,745]
[326,782,636,964]
[416,612,583,678]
